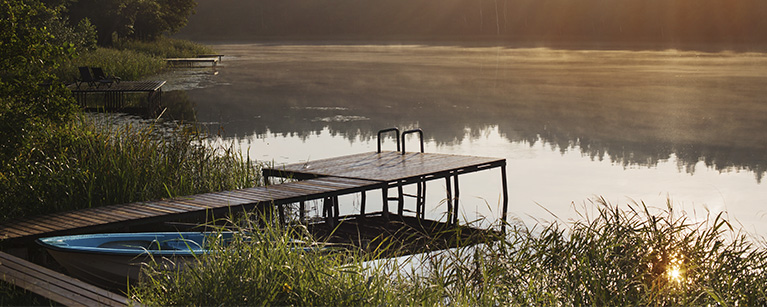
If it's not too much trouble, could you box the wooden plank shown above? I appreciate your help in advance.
[86,206,153,220]
[48,211,110,228]
[264,151,504,183]
[198,192,259,205]
[142,201,199,213]
[131,202,184,214]
[151,200,210,212]
[0,252,133,306]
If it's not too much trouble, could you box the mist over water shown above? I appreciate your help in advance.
[174,43,767,236]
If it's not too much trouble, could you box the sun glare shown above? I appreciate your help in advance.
[666,253,685,283]
[667,265,682,283]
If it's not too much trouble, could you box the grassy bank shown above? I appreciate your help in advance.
[130,200,767,306]
[0,114,261,222]
[56,37,215,83]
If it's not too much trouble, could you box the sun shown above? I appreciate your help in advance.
[667,265,683,283]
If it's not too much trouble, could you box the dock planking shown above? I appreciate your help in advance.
[0,251,135,306]
[0,177,381,243]
[263,151,506,183]
[263,150,509,229]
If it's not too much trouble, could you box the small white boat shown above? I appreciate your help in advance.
[37,232,232,290]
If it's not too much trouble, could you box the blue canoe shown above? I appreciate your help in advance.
[37,232,233,290]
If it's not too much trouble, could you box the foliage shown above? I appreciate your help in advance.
[115,36,216,58]
[57,47,165,83]
[130,199,767,306]
[0,0,78,160]
[407,199,767,306]
[131,215,391,306]
[0,114,261,222]
[65,0,197,45]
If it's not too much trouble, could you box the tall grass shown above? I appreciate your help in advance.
[114,37,216,58]
[130,199,767,306]
[0,114,260,222]
[57,48,165,83]
[131,214,392,306]
[399,198,767,306]
[56,37,215,83]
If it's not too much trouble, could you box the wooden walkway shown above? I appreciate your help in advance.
[0,177,381,244]
[0,251,135,306]
[67,81,165,113]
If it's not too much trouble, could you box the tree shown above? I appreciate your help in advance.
[65,0,196,45]
[0,0,78,159]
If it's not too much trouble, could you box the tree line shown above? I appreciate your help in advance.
[42,0,196,45]
[180,0,767,45]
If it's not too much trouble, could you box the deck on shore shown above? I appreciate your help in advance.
[67,80,165,113]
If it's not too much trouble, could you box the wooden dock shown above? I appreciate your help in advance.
[0,251,135,306]
[166,57,219,67]
[264,150,509,228]
[0,128,508,305]
[67,80,165,114]
[0,177,381,244]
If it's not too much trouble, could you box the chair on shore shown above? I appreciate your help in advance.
[75,67,115,89]
[91,67,121,86]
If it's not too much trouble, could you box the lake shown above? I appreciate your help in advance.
[165,42,767,237]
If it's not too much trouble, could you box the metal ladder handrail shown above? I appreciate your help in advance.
[401,129,424,155]
[377,128,400,153]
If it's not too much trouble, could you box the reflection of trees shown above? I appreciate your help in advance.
[185,46,767,183]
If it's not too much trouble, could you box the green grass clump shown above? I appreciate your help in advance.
[56,37,216,84]
[57,48,165,83]
[131,199,767,306]
[115,36,216,58]
[0,114,260,222]
[411,199,767,306]
[131,215,391,306]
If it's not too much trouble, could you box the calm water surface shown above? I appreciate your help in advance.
[174,43,767,236]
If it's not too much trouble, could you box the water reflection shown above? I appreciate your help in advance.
[176,43,766,234]
[186,44,767,182]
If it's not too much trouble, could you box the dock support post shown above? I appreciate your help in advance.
[445,176,453,225]
[501,162,509,233]
[323,197,336,227]
[381,186,389,220]
[359,191,366,218]
[299,201,305,224]
[333,196,340,224]
[453,174,460,225]
[397,180,404,217]
[416,178,423,219]
[420,180,427,219]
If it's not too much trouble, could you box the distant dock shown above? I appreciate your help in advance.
[166,55,221,67]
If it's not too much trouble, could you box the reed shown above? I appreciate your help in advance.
[131,214,392,306]
[0,114,261,222]
[130,199,767,306]
[114,37,216,58]
[57,47,165,83]
[395,198,767,306]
